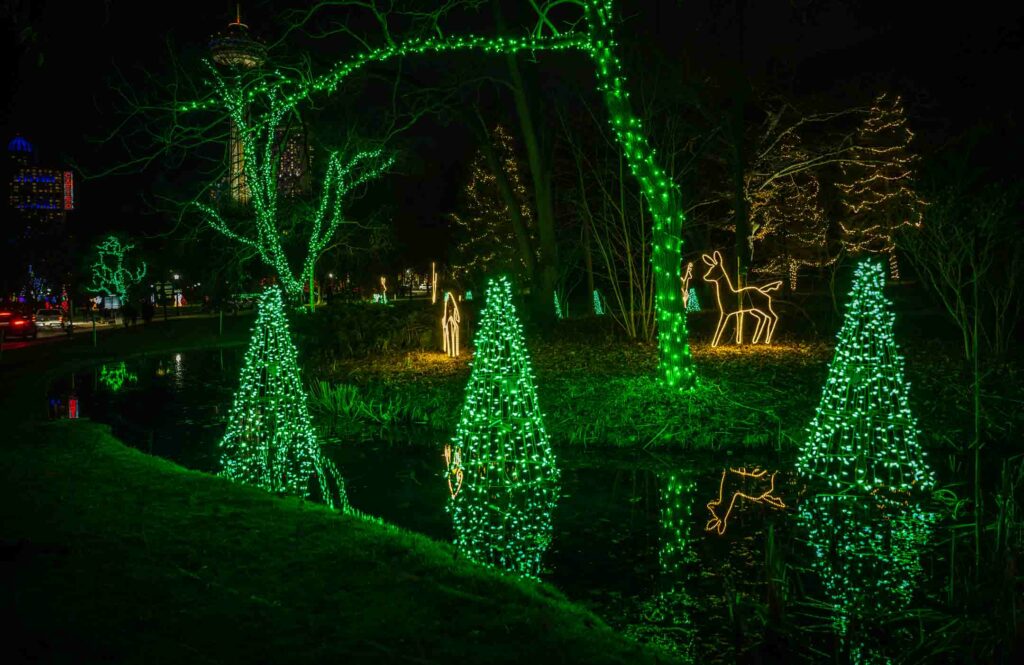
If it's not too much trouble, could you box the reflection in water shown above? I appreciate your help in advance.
[449,460,559,580]
[627,473,697,662]
[98,361,138,393]
[799,493,933,663]
[705,467,786,535]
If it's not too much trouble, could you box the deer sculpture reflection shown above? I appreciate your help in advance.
[701,250,782,346]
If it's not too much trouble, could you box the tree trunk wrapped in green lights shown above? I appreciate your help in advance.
[446,275,559,579]
[220,286,346,508]
[796,259,934,493]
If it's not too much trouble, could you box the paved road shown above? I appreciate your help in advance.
[0,311,230,352]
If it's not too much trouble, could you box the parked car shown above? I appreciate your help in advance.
[0,311,38,339]
[34,309,64,329]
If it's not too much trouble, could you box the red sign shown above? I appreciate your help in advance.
[63,171,74,210]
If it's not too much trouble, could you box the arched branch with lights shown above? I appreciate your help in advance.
[182,0,697,387]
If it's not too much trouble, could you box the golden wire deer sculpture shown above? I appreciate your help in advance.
[701,250,782,346]
[705,466,786,535]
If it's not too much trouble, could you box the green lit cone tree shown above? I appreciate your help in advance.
[446,275,559,579]
[796,259,934,494]
[220,286,346,508]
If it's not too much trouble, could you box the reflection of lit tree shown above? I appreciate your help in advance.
[796,259,934,493]
[447,276,559,579]
[89,236,147,304]
[799,494,933,662]
[628,472,697,661]
[220,286,345,508]
[99,362,138,393]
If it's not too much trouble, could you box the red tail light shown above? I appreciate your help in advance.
[13,320,26,326]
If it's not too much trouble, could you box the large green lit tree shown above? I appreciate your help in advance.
[220,286,346,508]
[446,275,559,579]
[184,0,696,388]
[193,67,394,303]
[88,236,146,304]
[796,259,935,493]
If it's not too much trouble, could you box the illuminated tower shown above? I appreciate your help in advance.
[209,5,266,204]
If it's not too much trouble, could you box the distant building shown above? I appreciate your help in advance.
[208,8,309,205]
[7,135,73,229]
[3,135,75,299]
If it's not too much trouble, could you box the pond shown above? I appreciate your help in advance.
[48,350,947,663]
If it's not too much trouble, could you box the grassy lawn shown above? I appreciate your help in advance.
[0,317,673,664]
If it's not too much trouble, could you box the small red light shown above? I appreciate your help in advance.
[13,320,26,326]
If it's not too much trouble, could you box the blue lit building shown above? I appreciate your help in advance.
[8,135,74,219]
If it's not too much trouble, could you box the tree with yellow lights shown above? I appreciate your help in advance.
[837,93,925,279]
[451,125,536,286]
[749,135,833,290]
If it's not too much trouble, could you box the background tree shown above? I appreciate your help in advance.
[88,235,146,305]
[450,124,537,287]
[837,93,925,279]
[748,133,834,290]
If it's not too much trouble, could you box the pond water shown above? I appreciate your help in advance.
[48,350,947,663]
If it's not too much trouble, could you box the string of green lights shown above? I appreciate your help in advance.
[89,235,146,303]
[447,275,560,579]
[220,286,346,508]
[194,69,394,299]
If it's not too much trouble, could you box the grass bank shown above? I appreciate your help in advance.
[0,317,672,664]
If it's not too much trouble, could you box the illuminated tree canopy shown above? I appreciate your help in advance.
[88,235,146,304]
[192,69,394,299]
[451,124,536,286]
[183,0,696,387]
[838,93,925,276]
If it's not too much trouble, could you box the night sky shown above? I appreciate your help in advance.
[2,0,1021,268]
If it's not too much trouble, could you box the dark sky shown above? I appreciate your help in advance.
[3,1,1022,267]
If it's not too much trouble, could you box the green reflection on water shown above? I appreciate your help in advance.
[627,472,697,662]
[99,361,138,393]
[800,493,933,664]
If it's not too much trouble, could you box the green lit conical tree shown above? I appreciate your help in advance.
[220,286,346,508]
[797,258,934,493]
[446,275,559,579]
